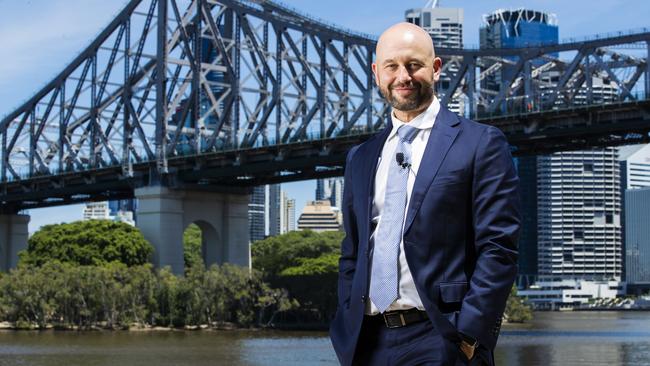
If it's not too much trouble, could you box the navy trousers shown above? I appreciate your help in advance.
[353,315,490,366]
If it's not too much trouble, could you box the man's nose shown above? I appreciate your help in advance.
[396,65,412,83]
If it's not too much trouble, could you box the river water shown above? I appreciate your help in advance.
[0,311,648,366]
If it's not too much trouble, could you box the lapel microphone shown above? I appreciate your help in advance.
[395,152,411,169]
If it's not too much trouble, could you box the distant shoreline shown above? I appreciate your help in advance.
[0,321,330,332]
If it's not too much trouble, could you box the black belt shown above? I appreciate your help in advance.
[371,308,429,328]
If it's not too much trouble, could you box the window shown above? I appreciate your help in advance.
[574,230,584,240]
[423,12,431,28]
[606,214,613,224]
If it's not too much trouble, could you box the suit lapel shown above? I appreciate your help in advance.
[403,106,460,234]
[360,122,392,239]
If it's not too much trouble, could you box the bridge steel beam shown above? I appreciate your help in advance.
[0,0,649,214]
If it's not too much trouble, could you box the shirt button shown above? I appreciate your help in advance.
[361,295,367,303]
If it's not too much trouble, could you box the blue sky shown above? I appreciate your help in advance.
[1,0,649,232]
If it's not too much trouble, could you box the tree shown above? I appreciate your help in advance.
[251,230,343,278]
[505,284,533,323]
[183,223,204,269]
[19,220,153,267]
[251,230,343,323]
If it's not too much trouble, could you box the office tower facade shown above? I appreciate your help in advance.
[620,144,650,189]
[404,1,464,114]
[480,8,558,115]
[250,184,296,241]
[619,144,650,293]
[516,156,538,281]
[625,188,650,294]
[537,149,622,280]
[249,186,267,242]
[297,200,342,232]
[269,184,282,237]
[316,178,344,209]
[481,9,558,281]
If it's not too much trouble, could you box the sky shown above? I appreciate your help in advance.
[1,0,649,233]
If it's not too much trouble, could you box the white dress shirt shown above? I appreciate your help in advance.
[366,97,440,315]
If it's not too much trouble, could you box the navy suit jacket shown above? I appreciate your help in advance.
[329,105,520,366]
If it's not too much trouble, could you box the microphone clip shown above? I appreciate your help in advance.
[395,152,411,169]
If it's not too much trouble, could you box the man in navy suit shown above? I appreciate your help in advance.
[329,22,520,366]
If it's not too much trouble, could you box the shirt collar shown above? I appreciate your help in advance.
[388,96,440,140]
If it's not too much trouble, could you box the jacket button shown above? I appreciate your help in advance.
[361,295,367,303]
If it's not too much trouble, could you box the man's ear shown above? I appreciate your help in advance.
[432,57,442,82]
[372,62,380,85]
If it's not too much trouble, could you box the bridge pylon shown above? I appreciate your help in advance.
[135,186,250,274]
[0,214,30,271]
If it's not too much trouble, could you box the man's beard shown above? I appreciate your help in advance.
[380,80,434,112]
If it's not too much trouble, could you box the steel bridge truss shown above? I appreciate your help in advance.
[1,0,650,195]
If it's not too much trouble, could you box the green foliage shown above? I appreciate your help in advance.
[0,262,291,329]
[252,230,343,323]
[183,224,204,269]
[279,253,339,276]
[19,220,153,267]
[505,284,534,323]
[251,230,343,277]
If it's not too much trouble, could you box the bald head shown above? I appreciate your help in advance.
[372,22,441,122]
[376,22,435,61]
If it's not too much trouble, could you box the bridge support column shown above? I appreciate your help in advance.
[135,186,250,274]
[0,214,30,271]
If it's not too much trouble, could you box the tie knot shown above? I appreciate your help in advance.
[397,125,420,144]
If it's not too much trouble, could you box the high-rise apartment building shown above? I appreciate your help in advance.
[537,149,622,280]
[404,1,464,115]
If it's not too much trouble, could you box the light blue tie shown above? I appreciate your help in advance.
[370,124,420,313]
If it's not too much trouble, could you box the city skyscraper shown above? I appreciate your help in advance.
[316,178,344,209]
[480,8,559,280]
[619,144,650,292]
[284,195,296,233]
[249,184,297,241]
[480,9,558,101]
[537,149,622,280]
[269,184,282,237]
[248,186,267,243]
[625,188,650,295]
[404,1,464,114]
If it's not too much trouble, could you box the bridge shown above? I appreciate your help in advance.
[1,0,649,273]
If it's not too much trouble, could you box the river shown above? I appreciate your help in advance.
[0,311,648,365]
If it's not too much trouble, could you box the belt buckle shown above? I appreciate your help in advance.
[383,312,406,328]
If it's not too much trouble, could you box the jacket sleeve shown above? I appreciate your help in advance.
[457,126,520,350]
[337,145,360,308]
